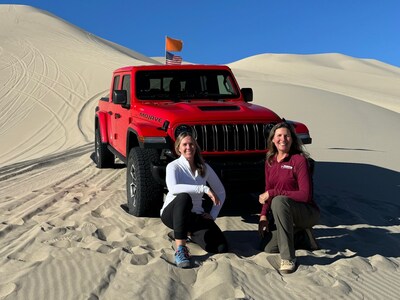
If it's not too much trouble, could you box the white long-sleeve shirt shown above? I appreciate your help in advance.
[160,155,226,220]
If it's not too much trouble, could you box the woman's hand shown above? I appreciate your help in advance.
[259,191,269,204]
[258,215,269,237]
[207,189,221,206]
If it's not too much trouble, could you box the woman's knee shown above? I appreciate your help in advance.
[174,193,193,210]
[175,192,191,202]
[270,196,291,214]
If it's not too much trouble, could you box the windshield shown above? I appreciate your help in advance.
[135,70,240,101]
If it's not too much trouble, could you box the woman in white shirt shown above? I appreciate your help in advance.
[160,131,228,268]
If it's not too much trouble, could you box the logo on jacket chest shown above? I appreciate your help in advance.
[281,164,293,170]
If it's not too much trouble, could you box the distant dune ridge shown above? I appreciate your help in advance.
[1,4,399,300]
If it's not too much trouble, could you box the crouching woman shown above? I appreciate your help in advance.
[160,132,228,268]
[259,122,320,274]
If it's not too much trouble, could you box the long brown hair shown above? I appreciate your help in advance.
[175,131,206,177]
[266,122,309,165]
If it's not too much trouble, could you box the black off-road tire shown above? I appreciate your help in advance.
[126,147,163,217]
[95,128,114,168]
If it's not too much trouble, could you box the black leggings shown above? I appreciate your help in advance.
[161,193,228,253]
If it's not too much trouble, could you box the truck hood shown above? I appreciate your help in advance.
[136,101,281,125]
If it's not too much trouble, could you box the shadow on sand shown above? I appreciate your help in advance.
[220,161,400,261]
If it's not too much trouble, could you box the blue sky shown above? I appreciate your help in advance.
[3,0,400,67]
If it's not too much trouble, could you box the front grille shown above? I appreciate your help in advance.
[193,123,275,152]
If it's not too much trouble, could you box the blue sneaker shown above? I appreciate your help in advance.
[175,245,191,268]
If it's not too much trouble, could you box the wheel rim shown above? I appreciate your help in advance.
[129,163,137,207]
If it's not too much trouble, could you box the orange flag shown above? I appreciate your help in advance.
[166,36,183,52]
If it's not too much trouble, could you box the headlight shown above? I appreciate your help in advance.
[174,124,197,139]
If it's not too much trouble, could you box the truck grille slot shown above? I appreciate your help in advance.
[193,123,273,152]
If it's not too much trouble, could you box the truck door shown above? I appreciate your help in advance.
[110,74,131,157]
[106,75,120,146]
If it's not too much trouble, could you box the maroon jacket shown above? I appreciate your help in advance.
[260,153,318,216]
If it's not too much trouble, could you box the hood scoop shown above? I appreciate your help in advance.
[198,105,240,111]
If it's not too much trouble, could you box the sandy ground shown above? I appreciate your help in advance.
[1,5,399,300]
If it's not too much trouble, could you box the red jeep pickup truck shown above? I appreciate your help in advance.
[94,64,312,217]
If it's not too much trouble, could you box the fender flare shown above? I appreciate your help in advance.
[96,111,109,144]
[126,125,170,152]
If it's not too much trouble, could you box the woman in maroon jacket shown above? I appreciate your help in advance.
[259,122,320,274]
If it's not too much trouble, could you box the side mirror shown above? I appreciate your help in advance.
[241,88,253,102]
[113,90,129,108]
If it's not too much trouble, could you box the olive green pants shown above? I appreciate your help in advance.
[261,196,320,260]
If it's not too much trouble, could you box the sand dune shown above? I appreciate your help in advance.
[1,5,399,300]
[0,5,159,167]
